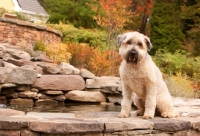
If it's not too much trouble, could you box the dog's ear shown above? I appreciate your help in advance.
[117,34,126,46]
[145,36,153,50]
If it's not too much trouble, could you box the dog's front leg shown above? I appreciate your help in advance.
[143,83,157,119]
[118,84,132,118]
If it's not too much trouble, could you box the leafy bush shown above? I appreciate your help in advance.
[34,41,46,51]
[45,43,71,63]
[164,73,197,98]
[67,43,121,76]
[153,49,200,80]
[47,22,108,50]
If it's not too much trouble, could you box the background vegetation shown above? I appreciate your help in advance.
[1,0,200,98]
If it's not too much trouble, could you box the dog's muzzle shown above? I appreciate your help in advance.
[126,50,138,63]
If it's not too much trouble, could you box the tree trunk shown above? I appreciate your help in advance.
[139,14,149,34]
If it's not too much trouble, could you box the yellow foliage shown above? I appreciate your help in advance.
[45,43,71,63]
[164,73,197,98]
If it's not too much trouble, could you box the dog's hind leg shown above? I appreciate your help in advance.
[134,94,145,116]
[118,84,132,118]
[157,92,179,118]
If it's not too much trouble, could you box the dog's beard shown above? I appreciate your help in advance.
[126,51,138,63]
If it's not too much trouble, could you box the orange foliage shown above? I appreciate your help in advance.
[136,0,154,16]
[93,0,134,30]
[67,43,121,76]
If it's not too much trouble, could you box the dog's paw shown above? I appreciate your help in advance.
[118,111,130,118]
[161,111,179,118]
[143,114,153,119]
[136,110,144,116]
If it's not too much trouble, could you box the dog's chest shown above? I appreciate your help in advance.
[121,66,148,97]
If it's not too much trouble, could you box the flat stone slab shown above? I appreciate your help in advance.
[26,112,75,119]
[65,90,106,102]
[148,118,191,132]
[29,118,104,134]
[0,117,34,129]
[32,75,85,90]
[0,108,25,116]
[101,118,153,132]
[86,76,120,89]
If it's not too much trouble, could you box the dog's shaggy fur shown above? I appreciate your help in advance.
[118,31,179,119]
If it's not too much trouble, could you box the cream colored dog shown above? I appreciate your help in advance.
[118,31,179,119]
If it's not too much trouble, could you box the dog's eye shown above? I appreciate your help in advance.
[138,42,142,47]
[126,40,131,44]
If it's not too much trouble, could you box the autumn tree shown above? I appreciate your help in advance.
[92,0,133,50]
[90,0,133,74]
[136,0,155,34]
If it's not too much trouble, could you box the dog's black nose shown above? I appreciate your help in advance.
[130,50,137,55]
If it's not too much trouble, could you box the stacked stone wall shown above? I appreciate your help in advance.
[0,18,62,50]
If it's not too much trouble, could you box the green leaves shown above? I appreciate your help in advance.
[39,0,97,28]
[150,0,184,55]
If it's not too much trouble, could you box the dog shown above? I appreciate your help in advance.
[117,31,179,119]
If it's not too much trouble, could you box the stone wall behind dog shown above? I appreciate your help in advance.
[0,18,62,50]
[0,43,123,107]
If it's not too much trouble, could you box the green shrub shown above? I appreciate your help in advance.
[153,49,200,81]
[34,41,46,51]
[47,22,108,50]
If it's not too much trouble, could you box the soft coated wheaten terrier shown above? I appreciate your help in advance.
[117,31,179,119]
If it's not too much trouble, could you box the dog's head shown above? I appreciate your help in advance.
[117,31,152,64]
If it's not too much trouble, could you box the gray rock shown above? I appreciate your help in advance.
[0,67,13,83]
[0,117,30,129]
[149,118,191,131]
[31,88,39,92]
[37,93,66,102]
[21,65,43,74]
[0,44,6,58]
[5,68,37,84]
[107,95,123,105]
[16,84,31,91]
[35,62,61,74]
[86,76,120,89]
[80,68,95,79]
[29,118,104,134]
[193,122,200,131]
[35,99,58,106]
[42,90,64,95]
[21,130,40,136]
[117,81,122,92]
[6,58,24,66]
[10,98,34,107]
[6,48,31,60]
[0,130,20,136]
[65,90,106,102]
[2,61,18,68]
[26,112,75,119]
[18,91,37,99]
[100,83,120,94]
[1,83,17,88]
[32,75,85,90]
[101,118,153,132]
[0,108,25,116]
[60,62,80,75]
[30,50,52,63]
